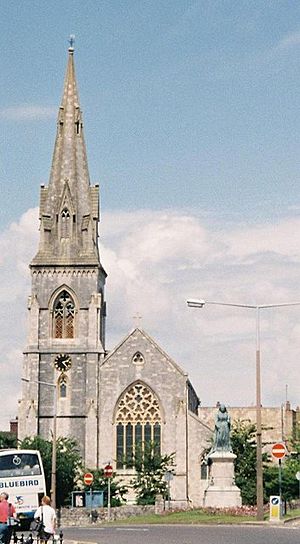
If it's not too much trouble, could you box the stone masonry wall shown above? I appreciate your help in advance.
[98,328,188,504]
[59,505,155,526]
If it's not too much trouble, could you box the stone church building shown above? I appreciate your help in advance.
[18,45,212,506]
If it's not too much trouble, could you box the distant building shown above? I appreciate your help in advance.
[9,418,18,437]
[200,402,300,457]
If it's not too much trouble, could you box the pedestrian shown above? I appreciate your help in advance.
[34,496,56,542]
[0,493,17,544]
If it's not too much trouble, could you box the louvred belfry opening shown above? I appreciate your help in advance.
[60,208,71,239]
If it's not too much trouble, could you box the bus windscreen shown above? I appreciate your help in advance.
[0,454,41,477]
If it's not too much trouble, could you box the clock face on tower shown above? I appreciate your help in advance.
[54,353,72,372]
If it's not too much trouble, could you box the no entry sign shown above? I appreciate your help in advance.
[83,472,94,486]
[104,464,113,478]
[272,443,286,460]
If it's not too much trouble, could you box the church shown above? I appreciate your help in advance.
[17,43,213,507]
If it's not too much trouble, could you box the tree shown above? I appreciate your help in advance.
[0,432,17,449]
[80,469,127,506]
[265,424,300,504]
[231,419,271,505]
[20,436,82,507]
[130,443,175,505]
[231,419,258,505]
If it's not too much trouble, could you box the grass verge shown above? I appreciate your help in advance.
[107,509,261,525]
[283,508,300,520]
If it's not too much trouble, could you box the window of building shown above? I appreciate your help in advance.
[132,352,144,365]
[201,461,208,480]
[58,374,67,399]
[60,207,71,239]
[115,382,161,469]
[53,290,75,339]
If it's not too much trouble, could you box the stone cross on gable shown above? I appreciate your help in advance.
[133,312,143,327]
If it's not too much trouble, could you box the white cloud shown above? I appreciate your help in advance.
[101,209,300,411]
[0,105,57,121]
[277,30,300,50]
[1,207,300,429]
[0,208,38,427]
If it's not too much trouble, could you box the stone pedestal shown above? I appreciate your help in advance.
[203,451,242,508]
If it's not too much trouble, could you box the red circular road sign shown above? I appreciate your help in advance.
[104,464,113,478]
[83,472,94,485]
[272,443,286,460]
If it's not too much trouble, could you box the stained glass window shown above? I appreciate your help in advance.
[115,382,161,469]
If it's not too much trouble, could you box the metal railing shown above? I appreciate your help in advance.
[12,529,63,544]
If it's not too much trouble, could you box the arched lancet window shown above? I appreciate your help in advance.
[53,290,75,339]
[58,374,67,399]
[60,207,71,239]
[115,382,161,469]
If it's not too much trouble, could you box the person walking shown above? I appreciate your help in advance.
[0,493,17,544]
[34,496,56,542]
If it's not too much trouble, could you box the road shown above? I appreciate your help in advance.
[62,524,300,544]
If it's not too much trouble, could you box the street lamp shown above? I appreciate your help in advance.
[187,298,300,521]
[21,377,57,510]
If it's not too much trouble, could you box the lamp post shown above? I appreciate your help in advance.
[21,377,57,510]
[186,298,300,521]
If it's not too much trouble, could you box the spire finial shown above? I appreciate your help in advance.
[68,34,75,52]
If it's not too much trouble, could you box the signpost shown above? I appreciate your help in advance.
[104,464,113,478]
[83,472,94,485]
[271,443,286,460]
[104,464,113,521]
[270,496,281,522]
[72,491,85,507]
[296,471,300,499]
[83,472,94,521]
[271,443,286,516]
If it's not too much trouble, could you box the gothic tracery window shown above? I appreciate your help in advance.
[53,290,75,339]
[132,352,144,365]
[115,382,161,469]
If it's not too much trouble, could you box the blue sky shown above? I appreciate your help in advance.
[2,1,300,227]
[2,1,300,426]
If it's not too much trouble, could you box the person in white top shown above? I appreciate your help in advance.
[34,496,56,542]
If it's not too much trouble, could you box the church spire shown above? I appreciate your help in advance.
[48,40,90,218]
[32,42,102,267]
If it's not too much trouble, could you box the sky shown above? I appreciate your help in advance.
[1,1,300,428]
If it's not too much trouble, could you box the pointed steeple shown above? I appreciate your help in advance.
[32,43,103,267]
[48,42,90,203]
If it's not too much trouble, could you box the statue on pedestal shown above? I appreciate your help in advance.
[203,403,241,507]
[212,403,232,453]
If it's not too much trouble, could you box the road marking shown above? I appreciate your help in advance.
[115,528,149,531]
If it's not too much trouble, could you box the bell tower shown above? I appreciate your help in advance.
[18,43,107,467]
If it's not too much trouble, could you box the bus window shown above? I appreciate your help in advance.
[0,453,41,477]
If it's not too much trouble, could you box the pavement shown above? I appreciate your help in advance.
[17,516,300,544]
[58,517,300,544]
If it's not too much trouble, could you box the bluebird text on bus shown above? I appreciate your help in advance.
[0,480,39,488]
